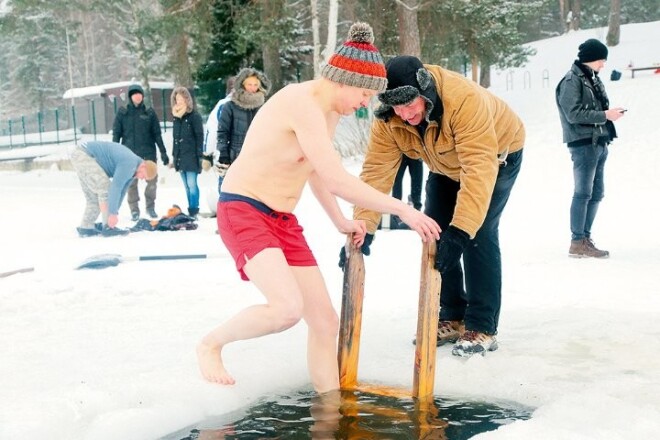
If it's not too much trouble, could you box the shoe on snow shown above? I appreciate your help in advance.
[101,226,130,237]
[569,238,609,258]
[147,208,158,219]
[77,227,101,238]
[131,211,140,222]
[412,320,464,346]
[452,330,498,357]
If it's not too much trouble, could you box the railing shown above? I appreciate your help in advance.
[504,69,552,91]
[1,94,174,149]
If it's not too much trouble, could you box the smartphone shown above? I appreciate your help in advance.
[620,109,628,113]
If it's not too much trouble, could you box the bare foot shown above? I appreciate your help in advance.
[196,342,236,385]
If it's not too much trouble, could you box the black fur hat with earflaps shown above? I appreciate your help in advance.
[375,55,437,121]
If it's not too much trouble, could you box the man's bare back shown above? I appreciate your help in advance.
[221,80,337,213]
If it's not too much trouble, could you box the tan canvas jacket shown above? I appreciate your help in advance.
[355,65,525,237]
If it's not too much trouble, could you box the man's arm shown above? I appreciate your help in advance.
[112,110,124,143]
[150,111,169,165]
[216,104,233,162]
[354,122,406,233]
[448,91,500,237]
[291,105,439,242]
[308,171,366,241]
[192,111,205,159]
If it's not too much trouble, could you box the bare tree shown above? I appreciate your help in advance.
[560,0,581,32]
[559,0,567,33]
[259,0,284,91]
[310,0,321,78]
[395,0,421,57]
[321,0,339,64]
[606,0,621,46]
[569,0,581,31]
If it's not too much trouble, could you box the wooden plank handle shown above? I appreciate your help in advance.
[337,235,366,390]
[412,240,441,401]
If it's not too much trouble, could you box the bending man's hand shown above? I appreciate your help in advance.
[338,233,374,271]
[434,225,470,274]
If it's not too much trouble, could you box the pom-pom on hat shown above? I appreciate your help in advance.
[321,22,387,92]
[578,39,608,63]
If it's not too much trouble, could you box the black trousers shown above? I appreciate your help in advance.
[392,156,424,210]
[424,150,523,334]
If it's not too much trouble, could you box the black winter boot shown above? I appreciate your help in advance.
[101,226,130,237]
[188,207,199,219]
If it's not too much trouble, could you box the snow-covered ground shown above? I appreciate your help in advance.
[1,21,659,440]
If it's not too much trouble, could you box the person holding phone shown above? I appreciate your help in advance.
[556,38,626,258]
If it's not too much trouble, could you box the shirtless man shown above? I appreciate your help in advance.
[196,22,441,394]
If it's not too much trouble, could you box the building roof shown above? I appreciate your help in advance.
[62,81,174,99]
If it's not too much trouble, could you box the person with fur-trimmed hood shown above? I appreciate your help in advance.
[215,67,271,178]
[350,55,526,357]
[170,86,204,218]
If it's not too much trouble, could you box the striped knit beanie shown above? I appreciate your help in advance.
[321,22,387,92]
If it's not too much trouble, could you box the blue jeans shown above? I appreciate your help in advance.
[569,144,608,240]
[179,171,200,210]
[424,149,523,335]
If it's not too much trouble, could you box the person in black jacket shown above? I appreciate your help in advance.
[215,67,270,189]
[556,39,625,258]
[112,84,170,220]
[170,86,204,218]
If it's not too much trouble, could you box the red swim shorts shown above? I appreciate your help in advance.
[217,193,317,281]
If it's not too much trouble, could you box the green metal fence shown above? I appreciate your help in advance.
[1,95,173,149]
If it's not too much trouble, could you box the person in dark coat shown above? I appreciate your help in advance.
[112,84,170,220]
[215,67,271,188]
[556,39,626,258]
[170,86,204,218]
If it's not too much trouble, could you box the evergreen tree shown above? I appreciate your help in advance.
[194,0,257,113]
[0,0,71,116]
[99,0,170,107]
[432,0,539,85]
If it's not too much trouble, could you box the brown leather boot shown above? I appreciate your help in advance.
[585,238,610,258]
[569,238,609,258]
[412,320,465,347]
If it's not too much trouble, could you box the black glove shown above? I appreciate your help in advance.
[338,233,374,271]
[162,155,170,166]
[434,225,470,274]
[218,155,231,165]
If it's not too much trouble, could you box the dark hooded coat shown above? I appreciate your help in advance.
[216,68,271,163]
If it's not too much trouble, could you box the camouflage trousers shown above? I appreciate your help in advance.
[70,146,110,228]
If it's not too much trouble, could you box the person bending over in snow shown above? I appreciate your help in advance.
[70,140,157,237]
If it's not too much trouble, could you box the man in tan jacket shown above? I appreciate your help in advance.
[352,55,525,357]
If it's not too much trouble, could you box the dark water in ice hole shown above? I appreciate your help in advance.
[162,388,533,439]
